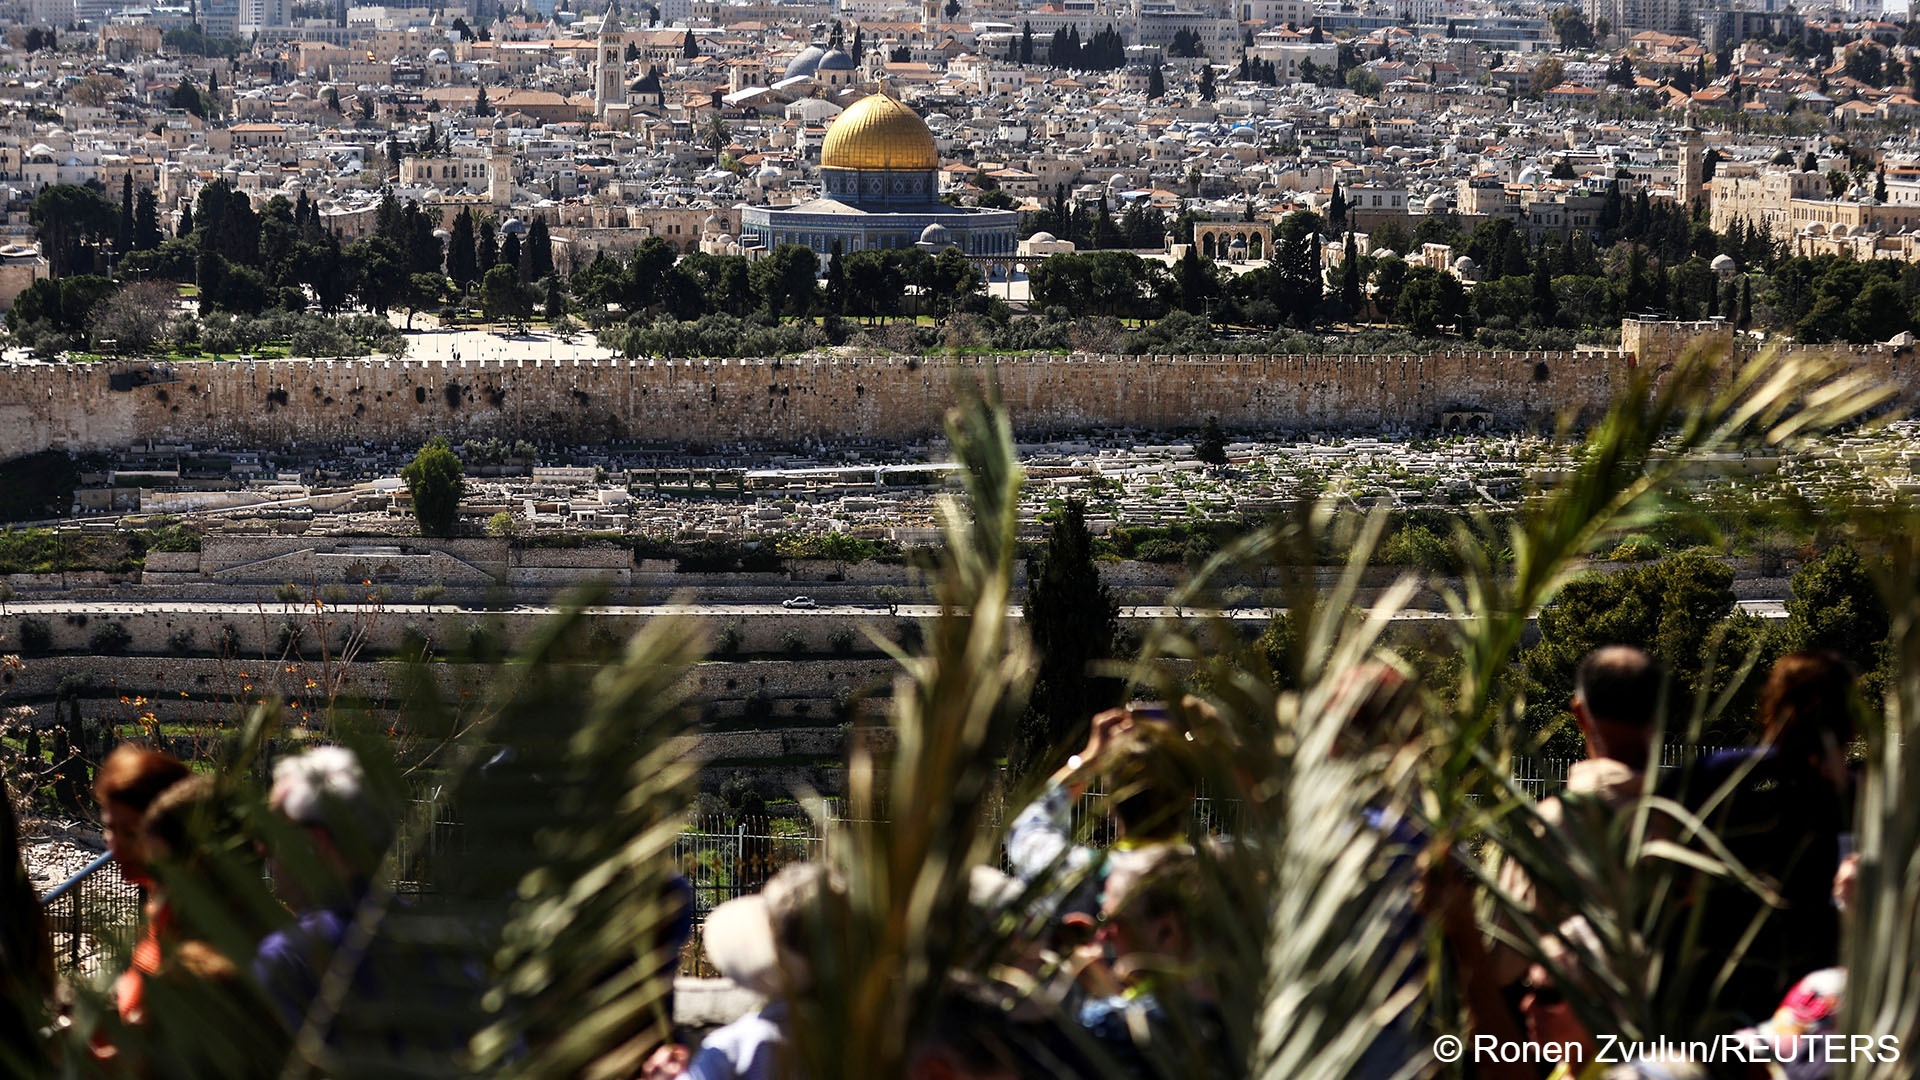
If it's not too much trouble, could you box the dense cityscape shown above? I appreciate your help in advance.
[1,0,1919,356]
[7,0,1920,1076]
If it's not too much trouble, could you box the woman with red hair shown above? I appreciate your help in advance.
[93,744,191,1024]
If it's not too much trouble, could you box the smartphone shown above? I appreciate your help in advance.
[1126,701,1170,722]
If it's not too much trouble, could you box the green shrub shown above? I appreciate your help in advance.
[88,621,131,654]
[828,628,857,656]
[832,685,859,721]
[780,629,807,656]
[586,623,624,656]
[1133,538,1185,563]
[895,620,923,654]
[1608,536,1662,562]
[1375,524,1460,573]
[141,522,202,553]
[17,617,52,655]
[166,628,196,655]
[399,623,430,658]
[714,623,742,657]
[742,690,774,723]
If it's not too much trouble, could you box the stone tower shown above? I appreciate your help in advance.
[1676,114,1706,211]
[489,119,512,208]
[595,4,626,122]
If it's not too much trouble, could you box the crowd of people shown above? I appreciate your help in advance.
[0,641,1874,1078]
[646,643,1868,1079]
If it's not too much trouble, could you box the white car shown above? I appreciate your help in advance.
[781,596,818,609]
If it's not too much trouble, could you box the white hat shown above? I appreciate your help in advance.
[703,863,833,998]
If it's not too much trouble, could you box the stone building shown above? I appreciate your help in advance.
[1709,164,1826,236]
[595,6,627,123]
[0,242,49,311]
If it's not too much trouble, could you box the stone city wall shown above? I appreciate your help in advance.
[5,336,1908,461]
[0,350,1629,459]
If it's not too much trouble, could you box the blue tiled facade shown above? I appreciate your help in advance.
[740,166,1021,260]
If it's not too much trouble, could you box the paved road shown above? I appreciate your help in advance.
[0,598,1792,621]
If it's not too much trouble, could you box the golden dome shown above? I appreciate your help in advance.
[819,93,939,172]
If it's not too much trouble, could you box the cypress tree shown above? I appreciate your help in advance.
[1271,211,1322,324]
[501,231,523,283]
[1532,249,1556,323]
[448,209,478,289]
[1177,243,1211,314]
[826,239,846,314]
[1015,500,1120,777]
[525,216,553,281]
[1196,416,1229,466]
[133,188,161,251]
[478,220,498,276]
[117,174,133,255]
[1340,231,1362,312]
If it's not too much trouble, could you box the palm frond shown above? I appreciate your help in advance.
[1838,511,1920,1079]
[783,376,1034,1079]
[1445,342,1888,1046]
[471,609,707,1078]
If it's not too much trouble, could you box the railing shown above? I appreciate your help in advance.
[1508,745,1721,802]
[674,819,825,918]
[39,850,142,975]
[41,747,1726,976]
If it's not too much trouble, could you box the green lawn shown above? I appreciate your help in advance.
[161,345,292,362]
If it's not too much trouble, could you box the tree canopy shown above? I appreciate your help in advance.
[1016,499,1121,775]
[401,438,467,538]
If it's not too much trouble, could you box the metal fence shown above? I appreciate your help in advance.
[673,818,826,918]
[40,851,142,976]
[41,746,1727,977]
[1507,744,1720,802]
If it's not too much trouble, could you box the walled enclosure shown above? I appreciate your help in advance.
[4,322,1910,458]
[0,351,1621,458]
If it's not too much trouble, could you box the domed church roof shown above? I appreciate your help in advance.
[784,44,826,80]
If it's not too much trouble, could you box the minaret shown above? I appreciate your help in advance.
[595,4,626,122]
[1676,110,1705,210]
[489,119,512,208]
